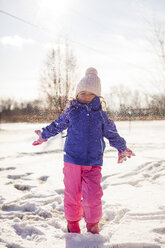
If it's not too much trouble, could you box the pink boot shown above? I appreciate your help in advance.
[86,223,99,234]
[67,220,80,233]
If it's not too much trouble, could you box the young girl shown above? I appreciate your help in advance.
[33,67,135,234]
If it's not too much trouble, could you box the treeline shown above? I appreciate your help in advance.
[0,98,61,123]
[1,91,165,123]
[105,87,165,120]
[1,35,165,122]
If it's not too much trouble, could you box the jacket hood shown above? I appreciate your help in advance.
[70,96,102,111]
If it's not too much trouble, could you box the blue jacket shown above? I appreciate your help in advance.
[41,97,126,166]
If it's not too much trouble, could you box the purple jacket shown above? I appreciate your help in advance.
[42,97,126,166]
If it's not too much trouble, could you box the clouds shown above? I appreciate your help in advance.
[0,35,65,52]
[0,0,165,100]
[0,35,36,47]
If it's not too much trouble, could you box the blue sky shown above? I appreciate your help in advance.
[0,0,165,101]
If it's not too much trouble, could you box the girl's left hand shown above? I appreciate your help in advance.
[118,148,135,163]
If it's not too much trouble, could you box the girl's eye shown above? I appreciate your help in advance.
[79,92,95,97]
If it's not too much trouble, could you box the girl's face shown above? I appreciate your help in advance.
[77,91,96,104]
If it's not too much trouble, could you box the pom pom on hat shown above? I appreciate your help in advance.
[76,67,101,97]
[85,67,98,76]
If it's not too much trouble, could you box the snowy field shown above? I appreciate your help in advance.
[0,121,165,248]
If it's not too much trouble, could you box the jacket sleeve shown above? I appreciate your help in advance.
[101,111,127,153]
[41,108,70,139]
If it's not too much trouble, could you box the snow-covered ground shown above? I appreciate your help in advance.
[0,121,165,248]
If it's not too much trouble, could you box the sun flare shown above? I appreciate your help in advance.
[37,0,73,21]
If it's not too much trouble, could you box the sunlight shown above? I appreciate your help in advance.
[37,0,73,24]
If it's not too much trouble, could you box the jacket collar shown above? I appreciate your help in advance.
[70,96,102,111]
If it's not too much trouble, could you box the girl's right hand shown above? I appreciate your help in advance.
[32,130,47,146]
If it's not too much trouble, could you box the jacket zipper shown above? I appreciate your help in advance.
[86,105,90,164]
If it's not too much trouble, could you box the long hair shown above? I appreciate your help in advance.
[99,96,107,111]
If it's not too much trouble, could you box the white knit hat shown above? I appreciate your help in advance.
[76,67,101,97]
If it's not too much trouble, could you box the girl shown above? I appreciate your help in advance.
[33,67,135,234]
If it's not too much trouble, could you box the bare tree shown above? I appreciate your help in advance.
[40,42,77,114]
[106,84,132,111]
[145,19,165,91]
[153,21,165,70]
[147,19,165,115]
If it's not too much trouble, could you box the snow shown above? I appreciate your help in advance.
[0,121,165,248]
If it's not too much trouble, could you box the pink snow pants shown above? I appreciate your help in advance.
[63,162,103,224]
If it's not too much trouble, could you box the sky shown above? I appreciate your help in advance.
[0,0,165,102]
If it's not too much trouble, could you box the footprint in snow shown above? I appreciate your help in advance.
[55,189,64,195]
[6,167,16,170]
[6,243,24,248]
[13,223,44,239]
[0,167,16,171]
[7,172,33,180]
[8,175,23,180]
[152,227,165,234]
[14,184,36,191]
[38,176,49,183]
